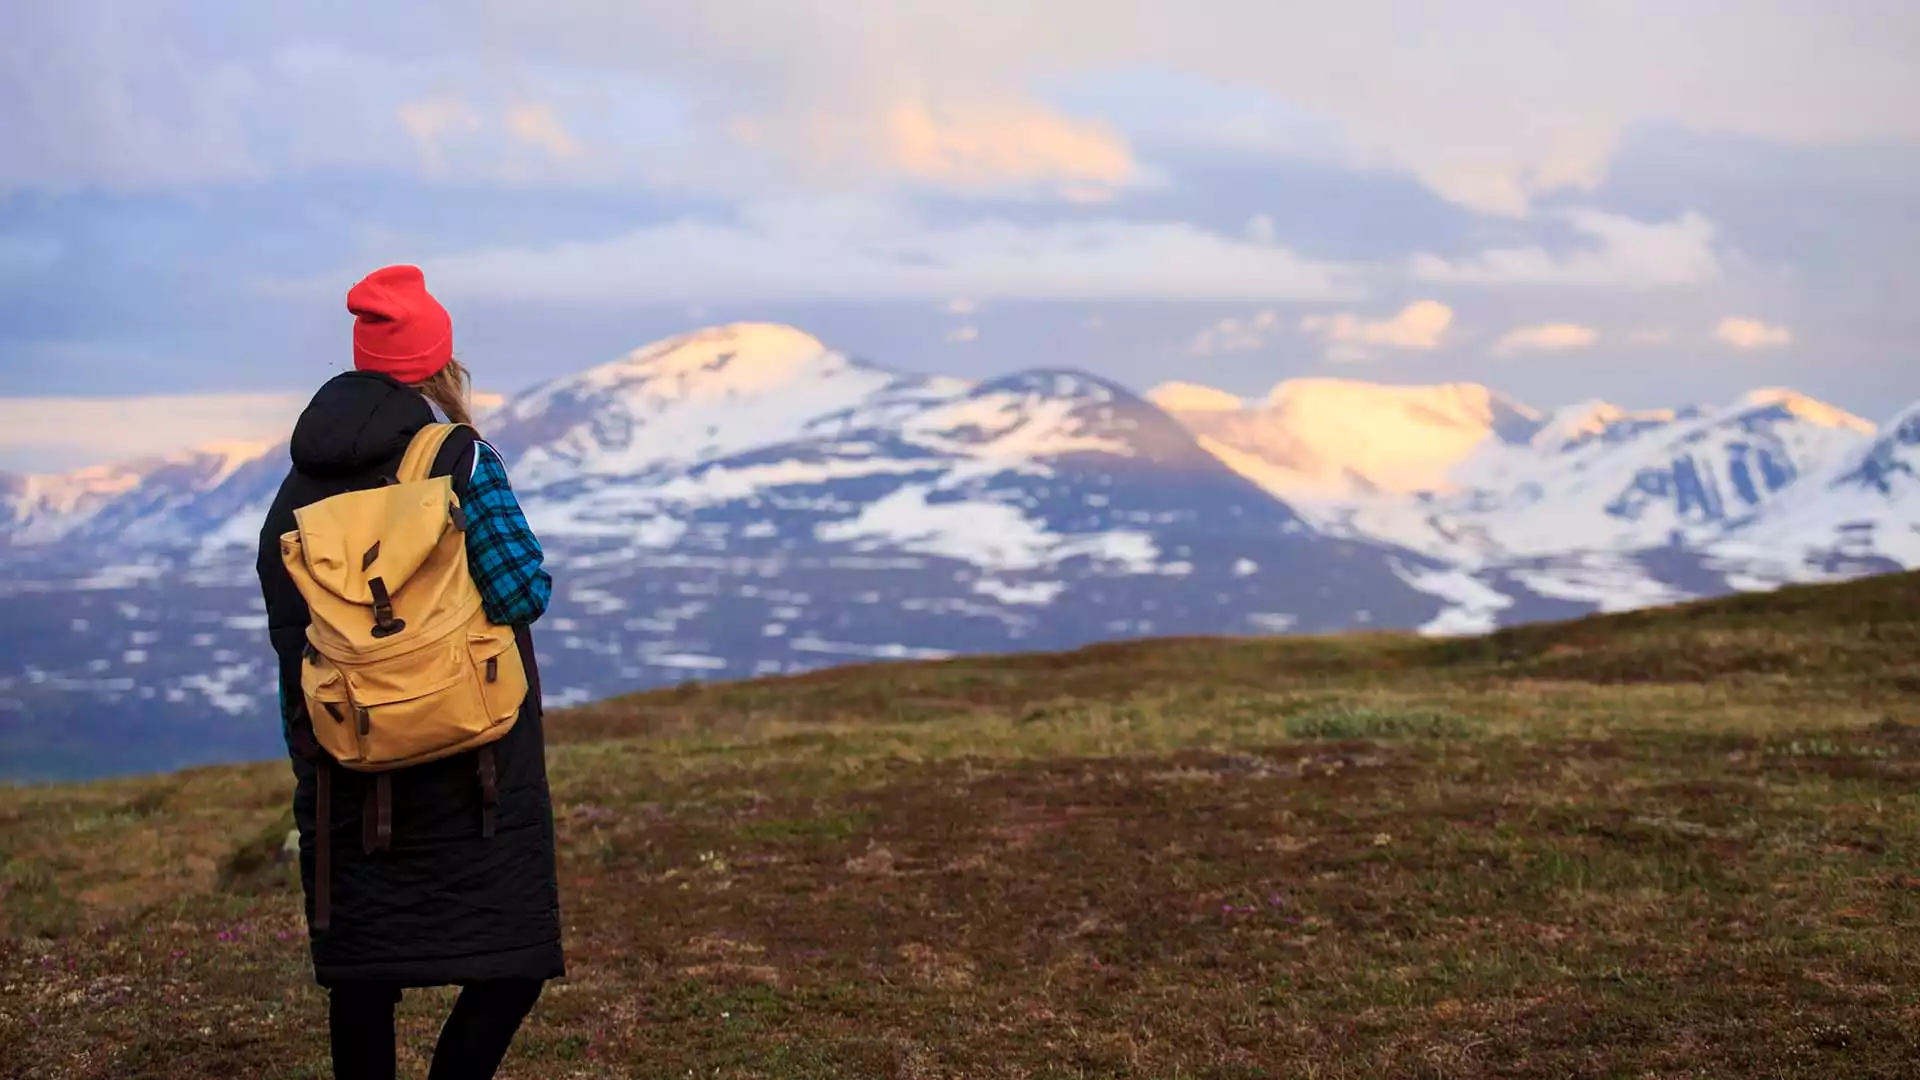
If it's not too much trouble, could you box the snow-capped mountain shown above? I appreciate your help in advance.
[0,442,276,548]
[478,324,1477,642]
[7,324,1560,782]
[1159,378,1879,565]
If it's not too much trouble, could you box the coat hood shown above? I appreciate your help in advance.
[289,371,435,477]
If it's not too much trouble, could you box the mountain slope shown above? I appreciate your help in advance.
[1415,388,1874,559]
[1708,401,1920,584]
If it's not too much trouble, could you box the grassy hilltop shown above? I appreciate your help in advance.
[4,572,1920,1078]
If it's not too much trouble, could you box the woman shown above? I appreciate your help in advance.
[255,265,563,1079]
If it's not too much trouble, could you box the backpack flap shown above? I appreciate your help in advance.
[289,476,457,608]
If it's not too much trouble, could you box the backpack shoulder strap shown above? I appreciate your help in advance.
[395,423,468,484]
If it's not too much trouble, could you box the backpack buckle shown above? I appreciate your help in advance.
[367,576,407,638]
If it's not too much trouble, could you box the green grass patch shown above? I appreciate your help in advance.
[1284,702,1482,740]
[735,811,872,844]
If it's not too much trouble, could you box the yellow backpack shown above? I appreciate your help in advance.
[279,423,529,772]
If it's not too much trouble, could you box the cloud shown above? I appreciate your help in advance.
[413,200,1362,304]
[1491,322,1599,356]
[0,393,305,473]
[482,2,1920,214]
[1299,300,1452,361]
[1147,381,1245,413]
[1410,210,1721,286]
[879,101,1136,198]
[9,2,1919,214]
[1187,310,1279,356]
[718,98,1141,200]
[397,98,484,172]
[945,325,979,343]
[1244,213,1276,244]
[1714,316,1792,349]
[504,103,581,158]
[398,98,585,174]
[945,297,978,315]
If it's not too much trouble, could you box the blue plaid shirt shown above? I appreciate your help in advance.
[464,439,552,626]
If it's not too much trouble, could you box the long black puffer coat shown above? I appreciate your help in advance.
[256,371,565,987]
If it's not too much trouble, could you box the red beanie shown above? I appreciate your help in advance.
[346,265,453,384]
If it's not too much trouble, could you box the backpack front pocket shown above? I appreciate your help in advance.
[470,623,529,725]
[301,650,364,766]
[340,632,491,768]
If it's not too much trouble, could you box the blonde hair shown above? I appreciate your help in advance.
[414,357,476,429]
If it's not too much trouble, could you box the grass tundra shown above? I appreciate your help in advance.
[4,571,1920,1078]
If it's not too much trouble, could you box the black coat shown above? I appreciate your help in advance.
[256,371,565,988]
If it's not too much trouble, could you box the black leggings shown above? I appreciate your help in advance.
[328,980,544,1080]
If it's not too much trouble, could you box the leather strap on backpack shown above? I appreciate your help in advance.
[362,774,393,854]
[313,761,332,932]
[395,423,469,484]
[477,746,499,839]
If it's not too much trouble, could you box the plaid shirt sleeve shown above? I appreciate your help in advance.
[464,440,552,626]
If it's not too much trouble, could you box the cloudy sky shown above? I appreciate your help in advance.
[3,0,1917,471]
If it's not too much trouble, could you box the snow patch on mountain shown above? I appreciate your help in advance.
[1502,551,1699,612]
[816,484,1160,574]
[972,578,1069,605]
[900,380,1137,482]
[1389,559,1514,636]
